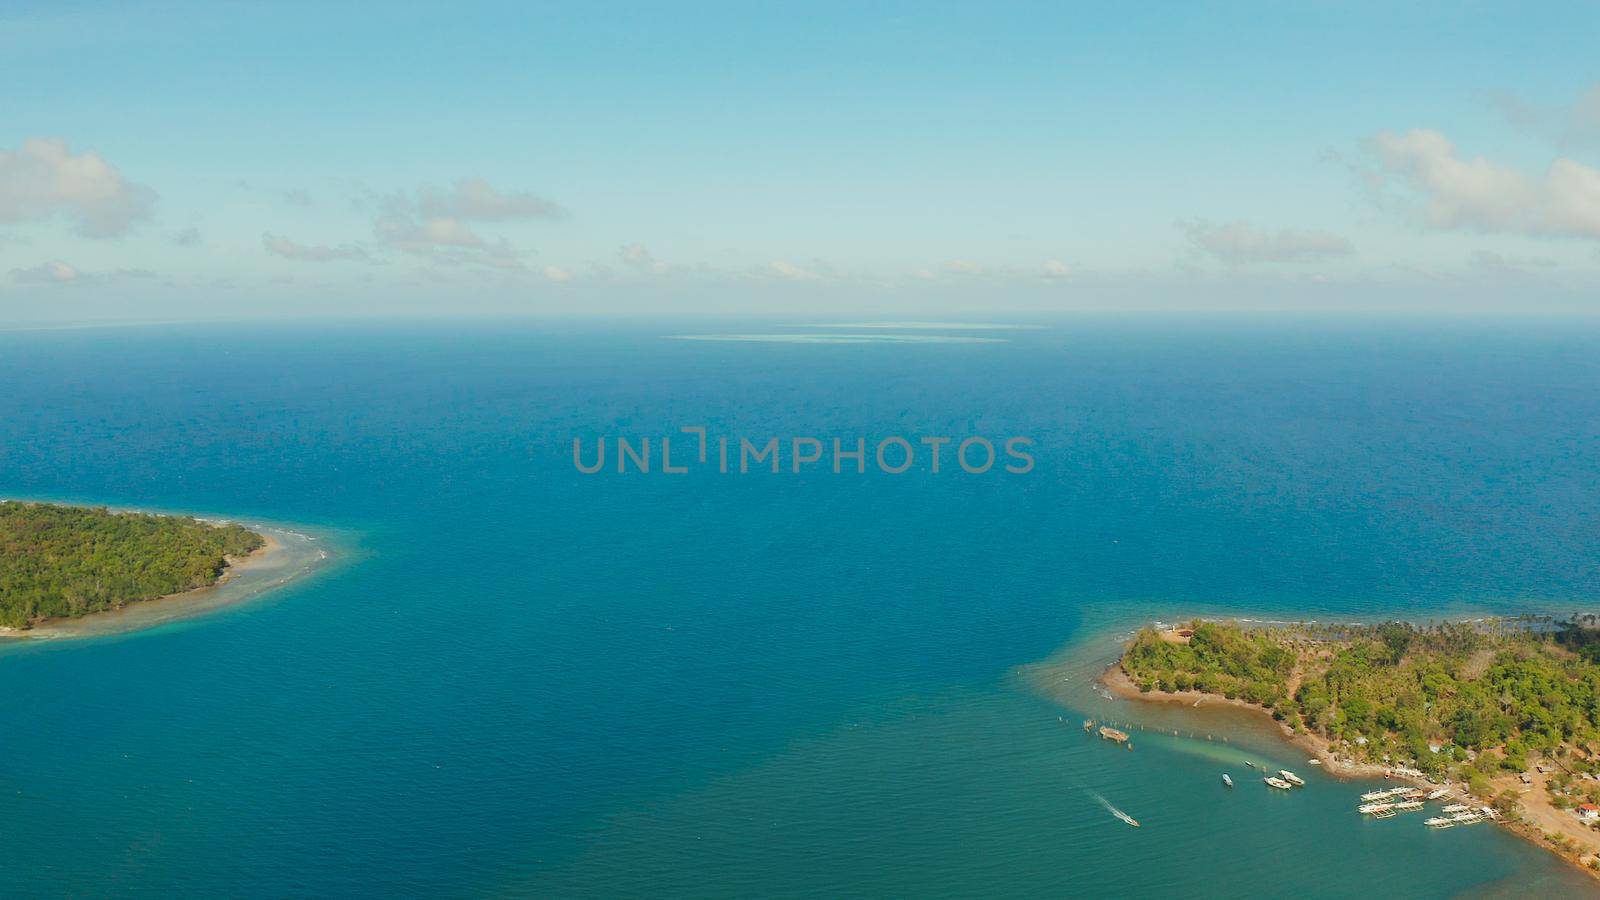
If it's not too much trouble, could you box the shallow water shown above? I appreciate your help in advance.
[1,317,1597,897]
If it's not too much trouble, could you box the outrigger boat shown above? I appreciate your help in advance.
[1426,789,1449,801]
[1425,816,1456,828]
[1358,802,1395,814]
[1393,800,1424,811]
[1442,804,1470,813]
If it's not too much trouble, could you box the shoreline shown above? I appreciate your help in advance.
[1098,649,1600,882]
[0,503,333,642]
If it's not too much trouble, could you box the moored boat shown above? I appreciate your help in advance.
[1425,816,1455,828]
[1265,776,1292,790]
[1358,802,1395,814]
[1278,769,1305,786]
[1393,800,1424,811]
[1222,773,1233,787]
[1426,789,1448,801]
[1098,725,1130,743]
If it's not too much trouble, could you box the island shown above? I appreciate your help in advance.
[0,500,266,630]
[1107,617,1600,877]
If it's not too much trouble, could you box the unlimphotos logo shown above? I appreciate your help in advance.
[574,427,1034,475]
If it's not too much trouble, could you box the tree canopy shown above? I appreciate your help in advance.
[0,502,263,628]
[1123,618,1600,783]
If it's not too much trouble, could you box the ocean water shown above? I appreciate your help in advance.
[1,317,1598,897]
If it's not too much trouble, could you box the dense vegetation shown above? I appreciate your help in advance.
[0,502,263,628]
[1123,619,1600,793]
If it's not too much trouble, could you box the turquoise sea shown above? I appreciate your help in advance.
[2,317,1599,897]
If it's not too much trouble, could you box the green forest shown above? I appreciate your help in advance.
[0,502,264,628]
[1122,619,1600,788]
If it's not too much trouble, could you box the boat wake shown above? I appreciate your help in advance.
[1089,791,1140,828]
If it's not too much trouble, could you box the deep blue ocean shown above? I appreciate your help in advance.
[2,317,1598,897]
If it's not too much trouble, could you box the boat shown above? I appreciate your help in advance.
[1425,816,1456,828]
[1098,726,1130,744]
[1308,759,1322,766]
[1361,789,1394,801]
[1245,760,1258,769]
[1278,770,1305,786]
[1450,812,1483,824]
[1358,802,1395,814]
[1442,804,1470,813]
[1265,776,1293,790]
[1393,800,1424,811]
[1371,807,1397,818]
[1222,774,1233,788]
[1426,789,1449,801]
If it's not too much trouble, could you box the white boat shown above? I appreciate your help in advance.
[1393,800,1424,811]
[1449,812,1482,824]
[1358,802,1395,814]
[1361,790,1394,801]
[1442,804,1469,813]
[1222,773,1233,788]
[1426,789,1449,801]
[1425,816,1456,828]
[1278,770,1305,786]
[1265,776,1293,790]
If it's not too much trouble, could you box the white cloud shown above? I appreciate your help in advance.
[1468,249,1558,272]
[367,178,560,267]
[263,233,368,262]
[770,260,820,280]
[417,178,567,222]
[543,266,571,282]
[0,138,154,238]
[944,259,984,275]
[619,243,667,273]
[1488,84,1600,149]
[1041,259,1072,279]
[10,260,79,283]
[1181,219,1354,264]
[6,261,155,285]
[1372,129,1600,239]
[373,214,485,253]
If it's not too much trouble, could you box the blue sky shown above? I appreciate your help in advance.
[3,1,1599,320]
